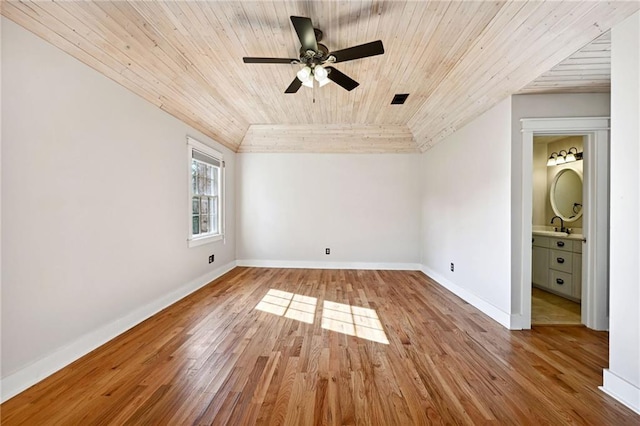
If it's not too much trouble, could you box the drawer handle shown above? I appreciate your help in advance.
[556,278,564,285]
[557,241,565,247]
[557,257,565,264]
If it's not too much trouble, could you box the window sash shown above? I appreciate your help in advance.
[187,137,224,246]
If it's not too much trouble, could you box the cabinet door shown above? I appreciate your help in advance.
[572,252,582,300]
[532,246,549,288]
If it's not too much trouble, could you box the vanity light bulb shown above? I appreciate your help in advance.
[565,152,576,162]
[547,156,556,167]
[556,155,566,165]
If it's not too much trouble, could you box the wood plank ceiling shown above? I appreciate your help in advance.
[2,1,638,153]
[520,31,612,94]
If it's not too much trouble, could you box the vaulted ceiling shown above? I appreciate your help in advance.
[2,1,638,153]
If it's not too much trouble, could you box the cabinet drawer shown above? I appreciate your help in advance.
[549,270,573,297]
[550,238,571,251]
[532,236,550,248]
[549,249,572,273]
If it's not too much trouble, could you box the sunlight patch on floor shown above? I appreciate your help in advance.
[321,301,389,344]
[255,289,317,324]
[255,290,389,344]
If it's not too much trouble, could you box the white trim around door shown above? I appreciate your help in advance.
[519,117,610,330]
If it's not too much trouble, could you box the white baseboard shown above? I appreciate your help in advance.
[419,265,511,329]
[236,259,422,271]
[0,261,237,403]
[601,369,640,414]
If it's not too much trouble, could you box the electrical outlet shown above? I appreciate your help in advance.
[209,254,214,264]
[325,248,330,255]
[450,262,454,272]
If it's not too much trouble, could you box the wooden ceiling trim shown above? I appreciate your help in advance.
[238,124,418,154]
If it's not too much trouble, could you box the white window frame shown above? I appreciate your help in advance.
[187,136,225,248]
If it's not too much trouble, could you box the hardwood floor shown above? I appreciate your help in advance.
[2,268,638,425]
[531,287,582,325]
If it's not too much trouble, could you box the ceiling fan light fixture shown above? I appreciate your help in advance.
[313,65,328,82]
[318,78,331,87]
[301,79,314,88]
[297,66,312,82]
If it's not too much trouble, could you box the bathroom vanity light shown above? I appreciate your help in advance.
[565,147,582,162]
[546,147,583,166]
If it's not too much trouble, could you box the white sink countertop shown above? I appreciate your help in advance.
[532,226,584,241]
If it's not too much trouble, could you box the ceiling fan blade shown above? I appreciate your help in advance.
[290,16,318,52]
[243,57,298,64]
[326,67,359,91]
[285,77,303,94]
[330,40,384,63]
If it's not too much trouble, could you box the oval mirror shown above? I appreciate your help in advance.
[550,168,583,222]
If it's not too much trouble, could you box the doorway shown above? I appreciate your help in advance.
[531,134,584,325]
[518,117,609,331]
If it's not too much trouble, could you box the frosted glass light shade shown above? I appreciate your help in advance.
[297,66,312,82]
[314,65,328,81]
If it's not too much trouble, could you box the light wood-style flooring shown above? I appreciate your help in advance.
[531,287,582,325]
[2,268,638,425]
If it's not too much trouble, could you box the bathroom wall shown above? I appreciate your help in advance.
[532,142,548,226]
[532,136,584,230]
[545,136,584,229]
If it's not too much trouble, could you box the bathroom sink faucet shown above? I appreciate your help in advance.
[551,216,567,233]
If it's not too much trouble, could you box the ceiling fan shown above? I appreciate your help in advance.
[243,16,384,93]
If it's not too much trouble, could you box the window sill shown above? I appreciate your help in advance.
[188,234,223,248]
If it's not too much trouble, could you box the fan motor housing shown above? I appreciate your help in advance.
[300,43,329,64]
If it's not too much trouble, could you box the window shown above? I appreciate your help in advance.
[187,137,224,247]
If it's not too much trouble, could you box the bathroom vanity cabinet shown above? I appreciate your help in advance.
[532,235,582,301]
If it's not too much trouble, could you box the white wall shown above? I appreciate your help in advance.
[604,10,640,414]
[1,18,236,400]
[420,97,513,327]
[510,93,610,323]
[236,154,421,268]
